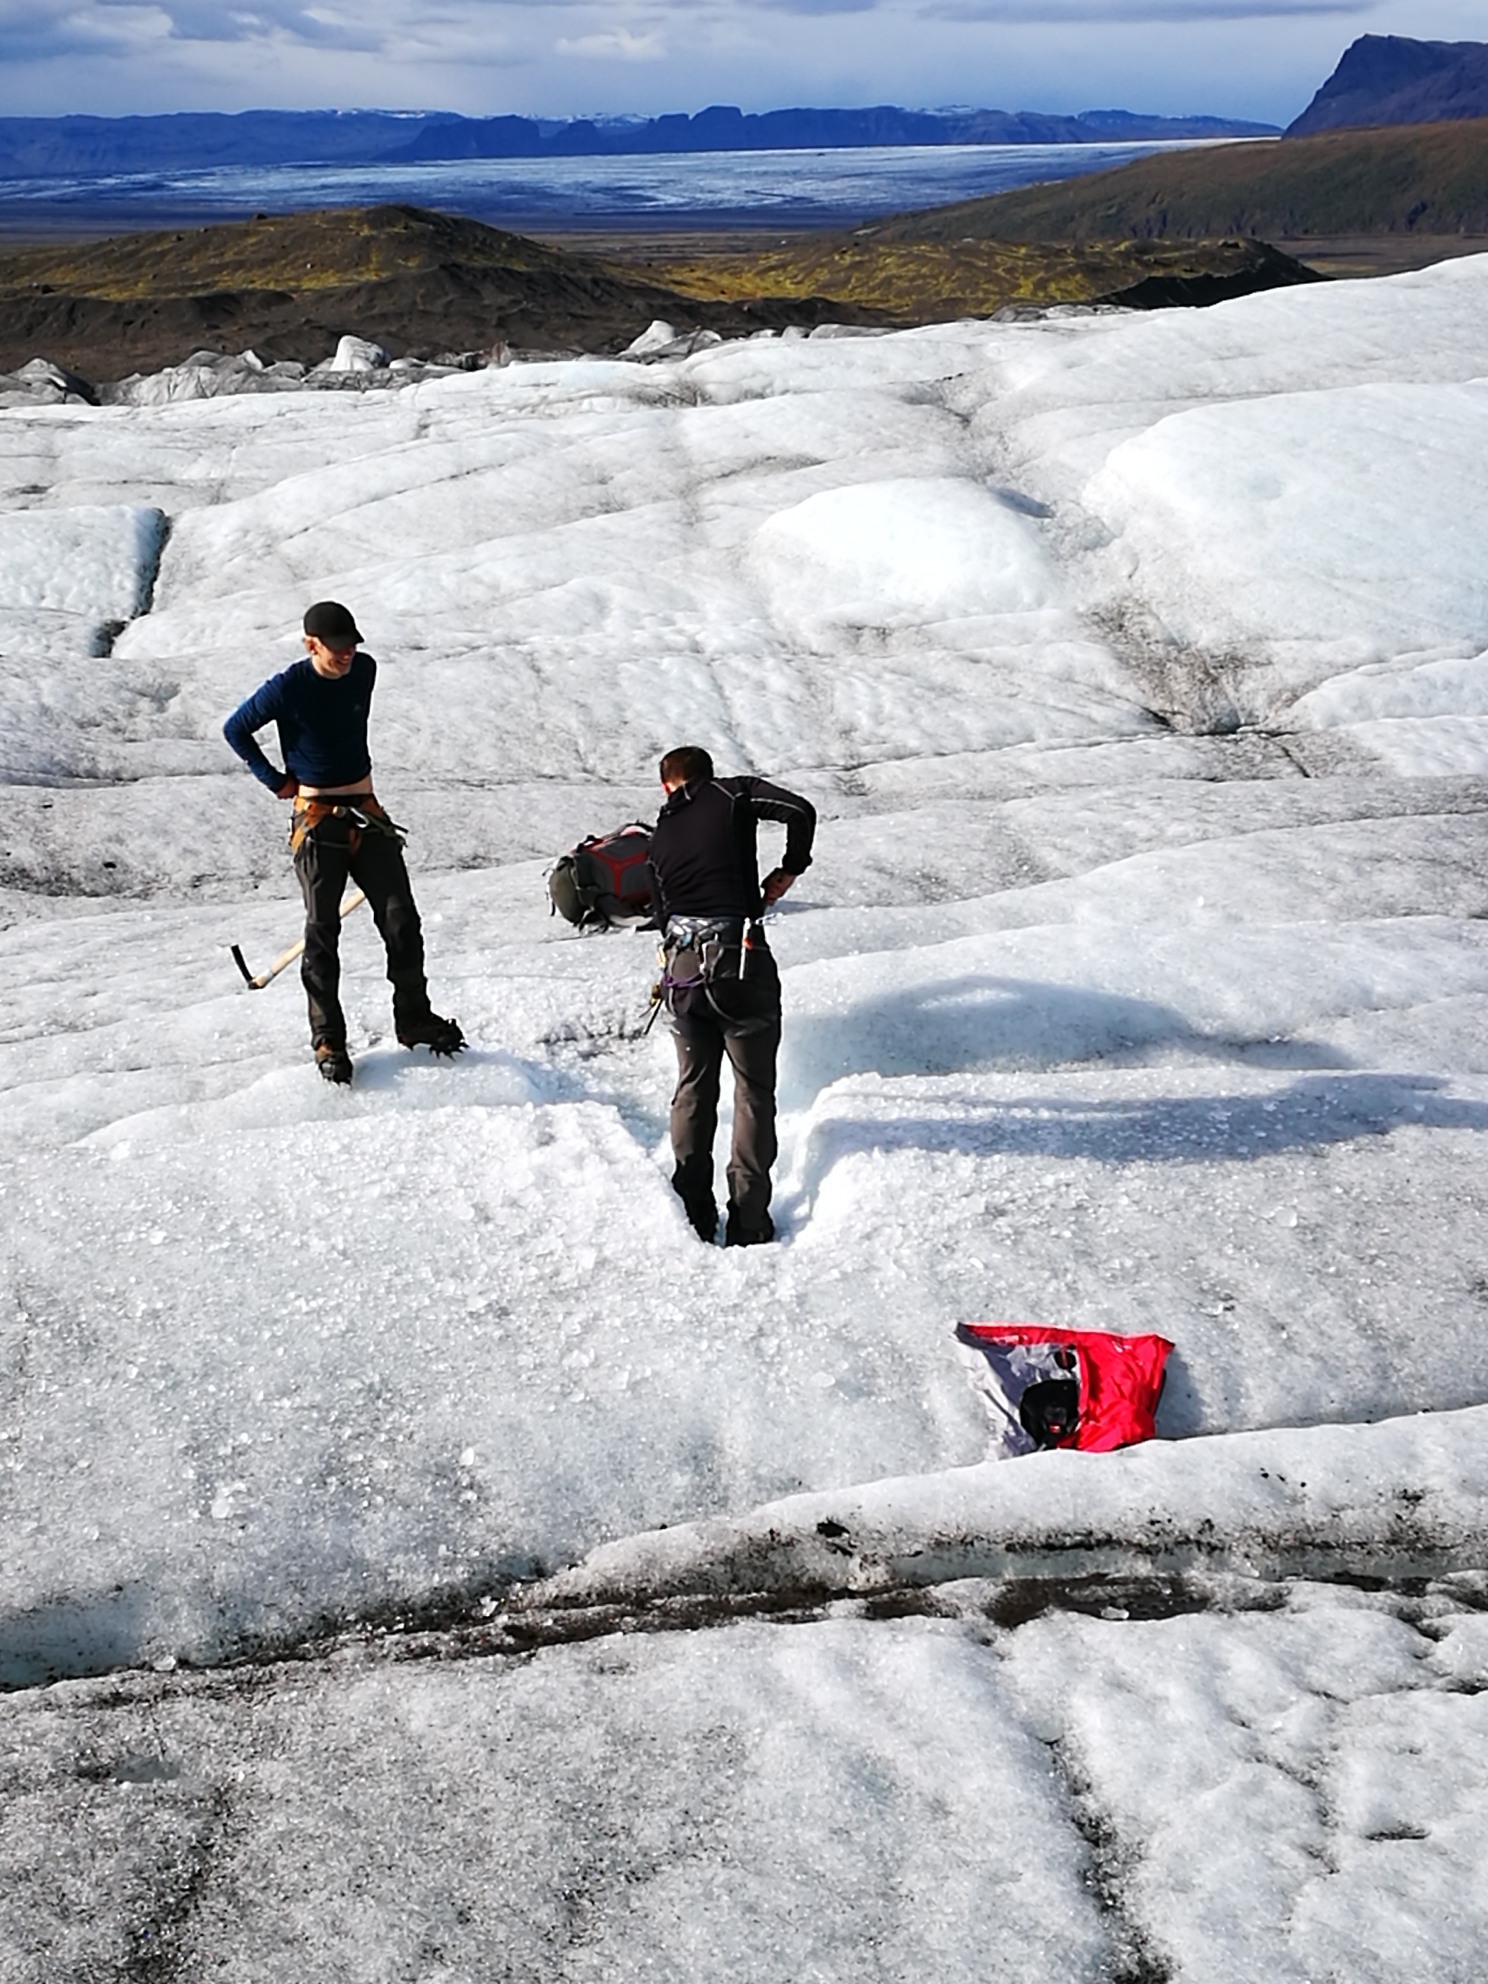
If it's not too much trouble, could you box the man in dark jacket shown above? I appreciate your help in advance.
[648,745,816,1246]
[223,600,463,1085]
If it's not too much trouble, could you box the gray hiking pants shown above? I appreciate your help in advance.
[667,951,781,1228]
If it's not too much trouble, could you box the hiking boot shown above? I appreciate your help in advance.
[724,1209,775,1248]
[397,1013,466,1057]
[315,1043,354,1086]
[681,1197,718,1244]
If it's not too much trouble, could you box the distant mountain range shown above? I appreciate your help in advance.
[392,105,1278,162]
[8,37,1486,188]
[1287,35,1488,136]
[0,105,1278,181]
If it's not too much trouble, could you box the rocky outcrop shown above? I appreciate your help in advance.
[1096,240,1325,309]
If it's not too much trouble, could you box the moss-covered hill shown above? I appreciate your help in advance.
[0,203,891,378]
[854,121,1488,246]
[0,200,1328,381]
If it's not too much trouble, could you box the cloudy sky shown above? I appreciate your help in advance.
[0,0,1481,127]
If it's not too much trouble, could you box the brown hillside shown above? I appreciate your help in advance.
[0,203,891,378]
[860,122,1488,245]
[0,200,1328,382]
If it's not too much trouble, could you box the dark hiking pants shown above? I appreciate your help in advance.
[668,950,781,1231]
[293,811,431,1049]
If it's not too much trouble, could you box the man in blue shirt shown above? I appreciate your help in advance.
[224,600,463,1084]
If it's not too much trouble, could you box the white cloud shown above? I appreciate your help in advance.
[0,0,1443,81]
[556,25,668,58]
[744,0,880,14]
[0,0,1474,124]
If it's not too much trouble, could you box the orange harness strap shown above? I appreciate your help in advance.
[288,794,399,857]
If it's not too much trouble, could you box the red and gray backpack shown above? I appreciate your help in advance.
[548,824,655,928]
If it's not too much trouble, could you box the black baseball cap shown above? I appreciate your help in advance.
[303,600,362,647]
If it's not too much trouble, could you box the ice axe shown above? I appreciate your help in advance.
[230,890,366,989]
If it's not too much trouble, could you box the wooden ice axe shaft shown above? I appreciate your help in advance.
[231,890,366,990]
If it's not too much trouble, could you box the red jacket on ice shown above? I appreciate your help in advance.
[956,1323,1173,1459]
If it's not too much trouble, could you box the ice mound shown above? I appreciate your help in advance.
[752,477,1064,648]
[1291,649,1488,727]
[1325,715,1488,777]
[1084,379,1488,679]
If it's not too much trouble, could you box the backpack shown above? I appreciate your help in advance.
[548,823,655,928]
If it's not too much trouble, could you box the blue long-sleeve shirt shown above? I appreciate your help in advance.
[223,653,376,792]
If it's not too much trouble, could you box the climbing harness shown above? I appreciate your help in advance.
[289,793,407,857]
[657,914,771,1024]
